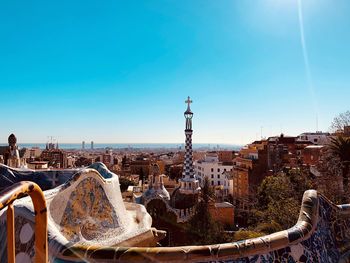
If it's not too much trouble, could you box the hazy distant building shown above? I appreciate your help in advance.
[41,143,68,168]
[45,142,57,150]
[102,149,115,168]
[130,157,151,177]
[218,150,234,163]
[82,141,85,150]
[19,147,43,164]
[29,147,42,160]
[91,141,94,149]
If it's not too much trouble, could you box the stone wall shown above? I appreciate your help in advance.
[59,190,350,262]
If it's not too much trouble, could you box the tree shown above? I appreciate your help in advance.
[287,168,314,201]
[329,136,350,201]
[169,165,183,181]
[316,146,344,203]
[119,177,136,192]
[187,177,228,245]
[331,110,350,132]
[253,173,304,231]
[139,167,145,184]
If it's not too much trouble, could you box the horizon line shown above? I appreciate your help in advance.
[0,142,243,145]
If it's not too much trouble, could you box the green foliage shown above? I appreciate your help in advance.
[168,165,183,181]
[329,136,350,163]
[316,148,344,203]
[253,171,309,231]
[119,177,136,192]
[187,177,228,245]
[286,168,315,202]
[329,136,350,201]
[256,173,294,210]
[264,197,300,229]
[232,230,265,242]
[255,220,282,233]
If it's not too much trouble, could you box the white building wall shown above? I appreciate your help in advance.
[298,132,331,145]
[194,161,233,190]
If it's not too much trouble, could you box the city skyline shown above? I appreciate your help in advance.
[1,0,350,144]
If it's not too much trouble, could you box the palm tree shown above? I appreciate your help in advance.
[329,136,350,201]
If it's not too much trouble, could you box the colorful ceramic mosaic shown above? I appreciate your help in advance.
[59,177,119,242]
[0,163,163,262]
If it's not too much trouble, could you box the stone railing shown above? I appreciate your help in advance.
[56,190,350,262]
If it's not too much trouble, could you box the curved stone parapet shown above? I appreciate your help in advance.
[56,190,350,262]
[1,163,350,262]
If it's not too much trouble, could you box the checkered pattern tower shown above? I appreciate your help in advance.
[179,96,200,194]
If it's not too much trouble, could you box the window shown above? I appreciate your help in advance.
[217,168,220,172]
[211,174,214,178]
[211,168,214,172]
[218,181,221,185]
[211,181,214,186]
[217,174,220,179]
[224,168,227,172]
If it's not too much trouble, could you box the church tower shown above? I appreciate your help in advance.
[179,96,200,194]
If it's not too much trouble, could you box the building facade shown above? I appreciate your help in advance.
[40,143,68,168]
[194,152,233,191]
[298,131,331,145]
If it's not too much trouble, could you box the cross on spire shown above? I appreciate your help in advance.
[185,96,192,110]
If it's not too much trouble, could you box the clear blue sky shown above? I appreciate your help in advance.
[1,0,349,144]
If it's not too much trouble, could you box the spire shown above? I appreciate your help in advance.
[179,97,200,194]
[184,96,194,131]
[185,96,192,112]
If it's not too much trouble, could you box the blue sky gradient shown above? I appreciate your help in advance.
[1,0,350,144]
